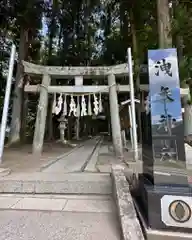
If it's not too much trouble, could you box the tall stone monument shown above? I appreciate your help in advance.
[139,48,192,233]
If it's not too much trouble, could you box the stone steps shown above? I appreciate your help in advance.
[0,172,112,194]
[0,210,120,240]
[0,194,114,212]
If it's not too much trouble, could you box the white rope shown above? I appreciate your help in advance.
[56,83,116,96]
[81,95,87,116]
[88,95,92,116]
[62,94,67,116]
[93,94,99,115]
[37,83,48,92]
[69,95,77,116]
[99,92,103,112]
[52,93,57,114]
[50,83,116,116]
[76,96,80,117]
[55,93,63,115]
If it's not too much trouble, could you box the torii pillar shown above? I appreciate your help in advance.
[33,74,51,155]
[108,74,123,159]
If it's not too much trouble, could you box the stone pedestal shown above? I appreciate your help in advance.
[138,49,192,233]
[138,175,192,233]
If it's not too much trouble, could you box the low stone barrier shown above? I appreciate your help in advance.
[111,165,145,240]
[185,143,192,168]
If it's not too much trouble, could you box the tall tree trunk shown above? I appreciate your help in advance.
[80,0,91,138]
[46,0,58,141]
[46,95,54,141]
[20,74,28,143]
[84,0,90,65]
[120,0,129,45]
[9,28,27,145]
[157,0,172,48]
[130,9,142,142]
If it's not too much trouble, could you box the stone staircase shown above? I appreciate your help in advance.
[0,193,120,240]
[0,137,146,239]
[0,167,145,240]
[0,172,112,194]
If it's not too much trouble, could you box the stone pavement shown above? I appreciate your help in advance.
[84,139,103,172]
[96,143,134,173]
[0,139,142,240]
[0,194,114,212]
[0,142,74,173]
[0,194,120,240]
[0,137,101,176]
[42,138,100,173]
[0,211,120,240]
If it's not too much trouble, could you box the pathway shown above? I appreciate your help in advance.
[0,194,120,240]
[0,142,74,173]
[42,137,101,173]
[0,137,121,240]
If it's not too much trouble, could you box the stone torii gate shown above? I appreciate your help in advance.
[22,61,188,158]
[22,61,134,159]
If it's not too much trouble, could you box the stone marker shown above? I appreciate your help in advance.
[139,48,192,233]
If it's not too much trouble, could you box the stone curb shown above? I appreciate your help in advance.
[81,137,103,172]
[84,137,104,172]
[0,168,11,177]
[111,165,144,240]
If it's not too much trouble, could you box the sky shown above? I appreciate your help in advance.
[41,16,48,36]
[148,48,183,125]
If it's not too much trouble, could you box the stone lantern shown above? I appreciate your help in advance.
[58,115,68,144]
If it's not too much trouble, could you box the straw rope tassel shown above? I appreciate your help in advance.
[69,95,77,116]
[81,95,87,116]
[93,94,99,115]
[52,93,57,114]
[88,95,92,116]
[55,93,63,115]
[99,92,103,112]
[63,94,67,116]
[76,96,80,117]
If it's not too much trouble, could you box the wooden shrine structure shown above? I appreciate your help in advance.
[22,61,189,159]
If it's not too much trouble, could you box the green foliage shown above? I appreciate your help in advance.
[171,0,192,102]
[0,0,192,135]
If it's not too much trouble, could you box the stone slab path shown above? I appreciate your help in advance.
[84,140,102,172]
[0,143,74,173]
[0,194,115,212]
[0,172,111,194]
[42,138,100,173]
[0,194,120,240]
[0,211,120,240]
